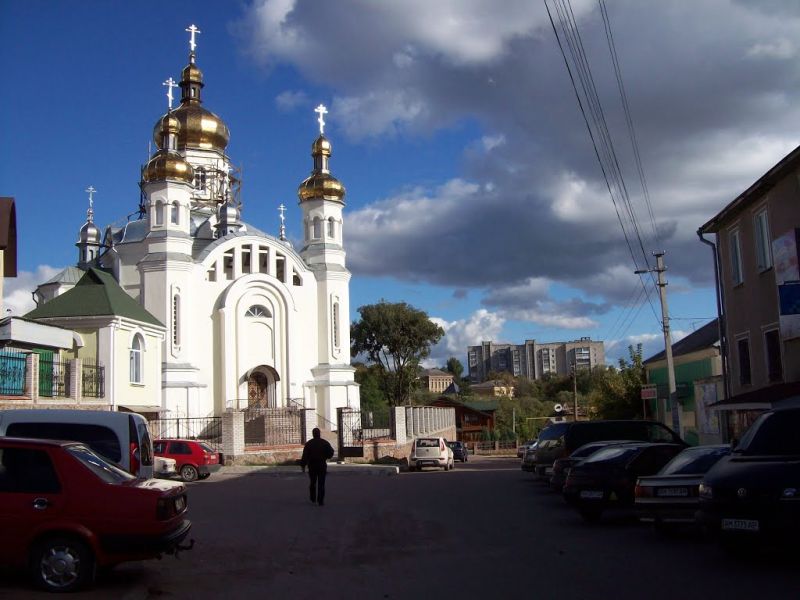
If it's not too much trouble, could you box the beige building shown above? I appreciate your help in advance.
[700,144,800,438]
[420,369,455,393]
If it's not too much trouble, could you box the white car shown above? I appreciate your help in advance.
[408,437,454,471]
[154,455,177,478]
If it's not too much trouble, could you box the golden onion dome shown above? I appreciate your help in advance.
[182,62,203,84]
[298,134,345,203]
[312,135,332,156]
[170,104,230,152]
[142,150,194,184]
[159,113,181,136]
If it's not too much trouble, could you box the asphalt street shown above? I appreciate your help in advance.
[2,456,797,599]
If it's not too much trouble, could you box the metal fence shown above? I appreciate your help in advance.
[38,355,70,398]
[81,360,105,398]
[0,350,26,396]
[243,407,303,447]
[361,409,392,440]
[150,417,222,450]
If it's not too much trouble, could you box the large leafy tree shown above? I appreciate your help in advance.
[351,302,445,406]
[445,357,464,381]
[589,344,646,419]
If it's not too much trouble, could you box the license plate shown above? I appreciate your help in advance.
[656,487,689,497]
[174,496,186,512]
[721,518,759,532]
[580,490,604,500]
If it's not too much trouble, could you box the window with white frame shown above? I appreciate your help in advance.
[754,209,772,271]
[246,305,272,318]
[154,201,164,226]
[171,202,180,225]
[729,228,743,286]
[130,334,143,384]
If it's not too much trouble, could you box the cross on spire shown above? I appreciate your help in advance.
[186,24,201,57]
[278,204,287,241]
[163,77,178,109]
[85,186,96,221]
[314,104,328,135]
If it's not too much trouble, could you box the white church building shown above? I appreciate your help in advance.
[29,26,360,426]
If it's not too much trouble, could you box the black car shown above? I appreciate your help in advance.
[635,444,730,530]
[447,441,468,462]
[698,408,800,546]
[563,442,685,522]
[550,440,635,493]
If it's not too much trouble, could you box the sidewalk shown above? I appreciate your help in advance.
[221,462,400,477]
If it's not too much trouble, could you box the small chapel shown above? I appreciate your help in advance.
[26,25,360,426]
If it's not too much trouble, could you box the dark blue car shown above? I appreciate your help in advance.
[447,441,469,462]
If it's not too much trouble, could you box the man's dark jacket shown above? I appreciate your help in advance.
[301,437,334,469]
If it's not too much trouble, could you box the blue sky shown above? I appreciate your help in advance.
[5,0,799,368]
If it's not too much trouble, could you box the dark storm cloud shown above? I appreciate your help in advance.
[242,0,800,313]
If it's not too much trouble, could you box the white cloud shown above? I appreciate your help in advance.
[747,38,797,59]
[332,90,427,139]
[427,309,505,366]
[275,90,308,111]
[481,134,506,152]
[3,265,62,316]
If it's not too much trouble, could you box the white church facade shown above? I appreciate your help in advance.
[29,26,360,426]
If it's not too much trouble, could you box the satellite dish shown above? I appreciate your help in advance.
[554,403,564,413]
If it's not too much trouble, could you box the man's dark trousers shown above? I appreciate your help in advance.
[308,463,327,504]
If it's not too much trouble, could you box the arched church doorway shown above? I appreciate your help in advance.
[246,366,280,408]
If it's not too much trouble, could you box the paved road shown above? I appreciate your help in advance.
[3,457,797,599]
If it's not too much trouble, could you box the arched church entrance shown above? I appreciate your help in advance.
[246,366,280,408]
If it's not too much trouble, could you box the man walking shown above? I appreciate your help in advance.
[300,427,335,506]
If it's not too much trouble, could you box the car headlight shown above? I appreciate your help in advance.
[698,484,713,499]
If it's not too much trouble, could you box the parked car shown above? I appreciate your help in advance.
[534,420,685,480]
[0,409,155,478]
[698,408,800,547]
[521,441,539,472]
[155,455,178,478]
[635,444,730,530]
[154,439,222,482]
[563,442,685,522]
[0,437,191,592]
[549,440,635,492]
[447,440,469,462]
[408,437,454,471]
[517,439,537,458]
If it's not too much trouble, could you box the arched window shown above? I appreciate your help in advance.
[328,218,336,238]
[171,202,180,225]
[313,217,322,239]
[130,334,143,384]
[154,201,164,226]
[194,168,206,191]
[246,305,272,318]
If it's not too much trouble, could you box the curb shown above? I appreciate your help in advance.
[221,464,400,477]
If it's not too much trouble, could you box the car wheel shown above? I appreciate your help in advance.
[31,536,95,593]
[180,464,199,482]
[579,507,603,523]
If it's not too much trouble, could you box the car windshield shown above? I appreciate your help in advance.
[659,446,730,475]
[583,445,641,464]
[538,424,568,441]
[416,439,439,448]
[68,444,136,483]
[200,442,216,453]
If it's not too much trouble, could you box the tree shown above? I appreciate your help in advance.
[589,344,646,419]
[445,357,464,381]
[351,301,445,406]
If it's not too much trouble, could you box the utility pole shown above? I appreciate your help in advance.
[636,252,678,432]
[571,362,578,421]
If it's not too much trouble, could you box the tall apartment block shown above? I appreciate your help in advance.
[467,338,605,382]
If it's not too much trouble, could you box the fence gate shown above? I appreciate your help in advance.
[150,417,223,450]
[337,408,363,458]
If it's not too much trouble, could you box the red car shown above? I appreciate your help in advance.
[0,437,191,592]
[154,439,222,482]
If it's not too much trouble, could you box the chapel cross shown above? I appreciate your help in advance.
[85,186,96,209]
[278,204,287,241]
[186,24,201,54]
[314,104,328,135]
[278,203,287,225]
[163,77,178,109]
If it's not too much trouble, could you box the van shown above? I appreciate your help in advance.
[533,420,685,479]
[0,409,154,478]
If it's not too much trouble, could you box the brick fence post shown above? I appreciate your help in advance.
[70,358,82,401]
[393,407,407,445]
[25,353,39,402]
[222,410,245,463]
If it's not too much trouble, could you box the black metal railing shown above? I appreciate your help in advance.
[38,355,70,398]
[243,407,303,447]
[0,350,27,396]
[361,408,392,440]
[82,360,105,398]
[150,417,222,450]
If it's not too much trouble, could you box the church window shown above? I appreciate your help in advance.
[206,265,217,282]
[327,218,335,238]
[130,334,143,384]
[194,168,207,191]
[223,250,234,280]
[293,269,302,286]
[241,247,251,273]
[154,201,164,226]
[171,202,180,225]
[258,246,270,274]
[276,254,286,282]
[313,217,322,239]
[172,294,181,348]
[246,305,272,318]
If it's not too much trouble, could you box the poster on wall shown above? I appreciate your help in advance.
[696,382,720,435]
[772,229,800,284]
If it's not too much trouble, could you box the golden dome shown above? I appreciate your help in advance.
[312,135,332,156]
[182,62,203,84]
[159,113,180,136]
[142,151,194,184]
[297,172,346,203]
[153,104,230,152]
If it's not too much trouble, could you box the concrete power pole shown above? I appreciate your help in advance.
[637,252,677,431]
[571,363,578,421]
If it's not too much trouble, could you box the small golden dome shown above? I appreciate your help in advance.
[159,113,181,136]
[142,151,194,184]
[312,135,332,156]
[297,172,346,203]
[182,62,203,84]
